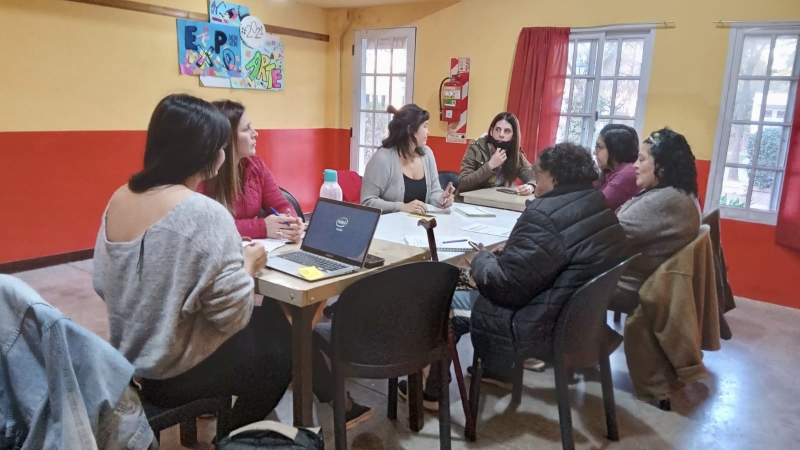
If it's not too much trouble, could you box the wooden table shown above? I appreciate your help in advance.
[459,187,533,212]
[254,238,429,427]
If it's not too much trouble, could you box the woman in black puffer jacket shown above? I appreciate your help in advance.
[469,142,631,380]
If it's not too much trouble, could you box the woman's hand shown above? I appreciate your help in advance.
[401,200,428,215]
[488,149,507,170]
[243,242,267,276]
[517,183,535,196]
[265,209,303,243]
[438,182,455,207]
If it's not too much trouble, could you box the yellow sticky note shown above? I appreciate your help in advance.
[298,266,324,281]
[408,213,432,221]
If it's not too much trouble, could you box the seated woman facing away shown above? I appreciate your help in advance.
[405,143,631,407]
[198,100,303,243]
[360,104,455,214]
[92,94,288,430]
[201,100,373,427]
[458,112,535,195]
[594,124,641,210]
[610,128,701,314]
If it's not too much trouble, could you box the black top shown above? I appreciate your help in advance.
[403,174,427,203]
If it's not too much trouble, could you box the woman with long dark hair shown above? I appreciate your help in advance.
[458,112,535,194]
[360,104,455,214]
[611,127,701,312]
[594,124,641,210]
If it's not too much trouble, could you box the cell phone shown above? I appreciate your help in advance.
[364,254,385,269]
[496,188,518,195]
[468,241,481,251]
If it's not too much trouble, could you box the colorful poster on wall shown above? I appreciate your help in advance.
[177,19,241,78]
[209,1,250,26]
[446,57,470,144]
[231,38,284,91]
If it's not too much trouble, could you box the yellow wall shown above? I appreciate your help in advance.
[330,0,800,160]
[0,0,330,132]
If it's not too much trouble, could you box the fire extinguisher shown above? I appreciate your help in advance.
[439,75,464,123]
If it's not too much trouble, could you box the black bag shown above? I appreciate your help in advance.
[216,421,324,450]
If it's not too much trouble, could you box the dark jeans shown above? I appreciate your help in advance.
[141,298,336,430]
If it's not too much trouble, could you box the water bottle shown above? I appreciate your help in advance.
[320,169,343,201]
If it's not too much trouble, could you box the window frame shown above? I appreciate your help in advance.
[558,26,656,148]
[706,24,800,225]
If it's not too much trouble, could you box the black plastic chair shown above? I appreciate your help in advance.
[469,255,638,450]
[279,187,305,220]
[314,261,459,450]
[438,171,460,192]
[143,396,232,446]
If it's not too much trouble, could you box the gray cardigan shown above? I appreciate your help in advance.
[360,146,444,213]
[614,186,701,309]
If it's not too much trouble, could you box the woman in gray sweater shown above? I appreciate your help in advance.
[93,94,288,430]
[360,104,455,214]
[611,128,702,313]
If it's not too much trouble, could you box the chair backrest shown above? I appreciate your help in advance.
[438,171,460,192]
[330,261,460,374]
[279,187,305,219]
[337,170,363,204]
[701,208,722,256]
[555,254,639,355]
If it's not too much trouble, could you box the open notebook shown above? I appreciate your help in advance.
[404,235,473,252]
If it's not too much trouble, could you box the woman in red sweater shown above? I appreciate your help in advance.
[199,100,303,242]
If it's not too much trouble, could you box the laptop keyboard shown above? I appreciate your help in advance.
[276,251,350,273]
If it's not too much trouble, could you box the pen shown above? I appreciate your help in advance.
[269,207,291,226]
[442,239,468,244]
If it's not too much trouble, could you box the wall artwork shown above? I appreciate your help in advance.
[209,1,250,26]
[177,19,242,78]
[232,38,284,90]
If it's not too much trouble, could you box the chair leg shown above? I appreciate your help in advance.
[216,398,234,439]
[465,357,482,442]
[599,346,619,441]
[179,418,197,447]
[388,378,398,420]
[438,359,452,450]
[554,359,575,450]
[613,311,622,323]
[408,371,424,432]
[448,326,472,430]
[511,356,524,404]
[333,366,348,450]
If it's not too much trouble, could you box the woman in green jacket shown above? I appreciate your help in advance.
[458,112,536,194]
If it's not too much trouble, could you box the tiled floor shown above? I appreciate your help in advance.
[9,261,800,449]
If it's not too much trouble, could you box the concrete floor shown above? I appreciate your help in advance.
[10,260,800,449]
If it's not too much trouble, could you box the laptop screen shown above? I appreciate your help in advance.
[302,199,381,266]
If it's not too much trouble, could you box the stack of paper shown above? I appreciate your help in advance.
[404,235,473,252]
[426,204,451,214]
[242,238,287,253]
[455,206,496,217]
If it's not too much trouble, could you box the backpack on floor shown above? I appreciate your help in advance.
[216,421,324,450]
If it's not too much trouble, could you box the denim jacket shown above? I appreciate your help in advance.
[0,275,155,449]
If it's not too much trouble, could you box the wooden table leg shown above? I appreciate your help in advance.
[290,304,315,427]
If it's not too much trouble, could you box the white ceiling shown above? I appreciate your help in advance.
[292,0,455,8]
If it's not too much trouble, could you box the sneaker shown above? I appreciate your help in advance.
[397,380,440,411]
[523,358,546,371]
[466,366,512,390]
[344,392,374,430]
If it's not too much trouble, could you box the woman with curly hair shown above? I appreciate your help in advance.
[594,124,641,210]
[403,142,631,406]
[610,128,701,313]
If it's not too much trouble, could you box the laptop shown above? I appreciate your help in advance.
[266,198,382,281]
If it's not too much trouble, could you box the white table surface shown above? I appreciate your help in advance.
[374,205,522,262]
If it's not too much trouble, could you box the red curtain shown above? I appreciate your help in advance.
[776,84,800,250]
[506,27,570,160]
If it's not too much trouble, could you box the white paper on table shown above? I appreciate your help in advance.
[242,238,287,253]
[460,223,512,238]
[404,235,473,251]
[455,206,495,217]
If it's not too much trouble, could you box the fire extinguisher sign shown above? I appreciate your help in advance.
[446,57,470,144]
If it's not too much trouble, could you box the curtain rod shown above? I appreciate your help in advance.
[62,0,330,42]
[571,21,675,32]
[714,20,800,29]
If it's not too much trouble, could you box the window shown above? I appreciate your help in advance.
[351,28,416,175]
[557,28,655,149]
[708,26,800,224]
